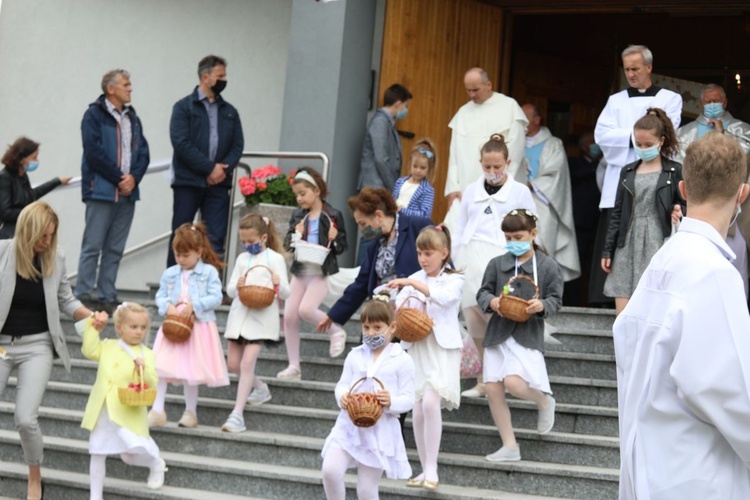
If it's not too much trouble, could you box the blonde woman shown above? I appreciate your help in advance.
[0,201,94,500]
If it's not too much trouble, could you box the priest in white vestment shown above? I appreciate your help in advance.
[676,83,750,298]
[443,67,528,229]
[519,104,580,281]
[614,133,750,500]
[590,45,682,303]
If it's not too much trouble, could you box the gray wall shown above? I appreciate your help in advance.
[279,0,378,266]
[0,0,292,291]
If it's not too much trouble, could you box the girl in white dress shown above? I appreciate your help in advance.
[82,303,167,499]
[321,294,415,500]
[221,214,291,432]
[390,226,464,491]
[451,134,535,398]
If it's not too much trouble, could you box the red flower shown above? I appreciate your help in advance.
[238,177,256,196]
[257,182,267,190]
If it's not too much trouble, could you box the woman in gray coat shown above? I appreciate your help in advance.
[0,201,93,499]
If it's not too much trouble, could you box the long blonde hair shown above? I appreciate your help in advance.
[14,201,58,280]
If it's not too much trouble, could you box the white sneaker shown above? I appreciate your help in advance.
[485,446,521,462]
[461,383,487,398]
[276,365,302,381]
[247,385,272,406]
[537,395,556,434]
[147,458,167,489]
[221,412,246,433]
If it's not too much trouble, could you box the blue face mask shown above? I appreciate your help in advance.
[396,107,408,120]
[588,144,602,158]
[704,102,724,119]
[506,241,532,257]
[363,330,388,350]
[634,145,660,162]
[25,161,39,173]
[242,242,263,255]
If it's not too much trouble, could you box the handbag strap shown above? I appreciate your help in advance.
[119,339,144,360]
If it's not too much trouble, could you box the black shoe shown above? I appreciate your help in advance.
[101,301,119,316]
[76,295,98,311]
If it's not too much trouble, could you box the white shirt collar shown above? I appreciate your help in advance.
[677,217,736,261]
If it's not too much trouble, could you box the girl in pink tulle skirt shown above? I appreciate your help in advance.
[148,223,229,429]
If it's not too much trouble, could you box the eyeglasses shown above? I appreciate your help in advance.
[418,147,434,159]
[505,209,538,221]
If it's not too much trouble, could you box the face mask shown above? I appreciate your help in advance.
[396,107,408,120]
[211,79,227,95]
[25,161,39,173]
[506,241,532,257]
[703,102,724,119]
[484,170,506,185]
[363,330,388,350]
[242,242,263,255]
[588,144,602,158]
[634,145,660,162]
[361,225,383,241]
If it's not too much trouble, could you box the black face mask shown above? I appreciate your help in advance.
[211,79,227,95]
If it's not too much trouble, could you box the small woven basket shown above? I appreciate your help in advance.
[162,306,193,344]
[118,366,156,407]
[395,295,433,343]
[238,265,276,309]
[294,212,333,266]
[498,275,539,323]
[346,377,384,428]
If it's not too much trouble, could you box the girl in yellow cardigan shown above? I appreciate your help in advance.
[82,303,167,499]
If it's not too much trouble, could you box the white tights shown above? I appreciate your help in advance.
[151,380,199,414]
[89,452,161,500]
[321,442,382,500]
[226,341,263,414]
[412,386,443,482]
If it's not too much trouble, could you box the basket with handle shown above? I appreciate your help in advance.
[395,295,433,343]
[294,212,334,266]
[118,365,157,407]
[238,265,276,309]
[161,302,194,344]
[498,275,539,323]
[346,376,384,428]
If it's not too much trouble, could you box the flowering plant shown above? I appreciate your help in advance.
[238,164,297,207]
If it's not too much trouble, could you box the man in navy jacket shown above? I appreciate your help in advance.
[168,55,244,265]
[76,69,149,312]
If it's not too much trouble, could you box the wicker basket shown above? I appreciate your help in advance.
[238,265,276,309]
[294,212,333,266]
[118,366,156,407]
[395,295,433,343]
[498,275,539,323]
[162,306,193,344]
[346,377,384,428]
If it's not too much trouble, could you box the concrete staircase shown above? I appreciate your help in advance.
[0,298,619,499]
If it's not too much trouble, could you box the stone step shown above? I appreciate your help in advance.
[0,431,617,499]
[50,357,618,414]
[0,432,573,500]
[250,351,617,384]
[0,393,620,471]
[546,307,615,332]
[545,328,614,355]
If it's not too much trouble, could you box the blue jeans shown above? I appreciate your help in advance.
[167,185,230,267]
[75,198,136,302]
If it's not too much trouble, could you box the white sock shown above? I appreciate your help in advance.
[184,384,199,413]
[89,454,106,500]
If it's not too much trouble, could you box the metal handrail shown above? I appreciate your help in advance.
[66,151,330,286]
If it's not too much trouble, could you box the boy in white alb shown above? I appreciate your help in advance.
[614,132,750,500]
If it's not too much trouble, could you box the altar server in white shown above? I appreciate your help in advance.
[614,132,750,500]
[444,68,528,229]
[519,104,580,282]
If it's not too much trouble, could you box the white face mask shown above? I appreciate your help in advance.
[730,196,743,228]
[484,170,506,185]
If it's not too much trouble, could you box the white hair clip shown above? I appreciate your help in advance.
[372,294,390,303]
[116,302,129,310]
[262,216,269,225]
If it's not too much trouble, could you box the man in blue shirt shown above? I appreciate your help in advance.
[168,55,244,266]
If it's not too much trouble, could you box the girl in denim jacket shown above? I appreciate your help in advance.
[148,223,229,429]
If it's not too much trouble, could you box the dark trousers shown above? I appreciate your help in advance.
[168,185,230,267]
[588,209,615,306]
